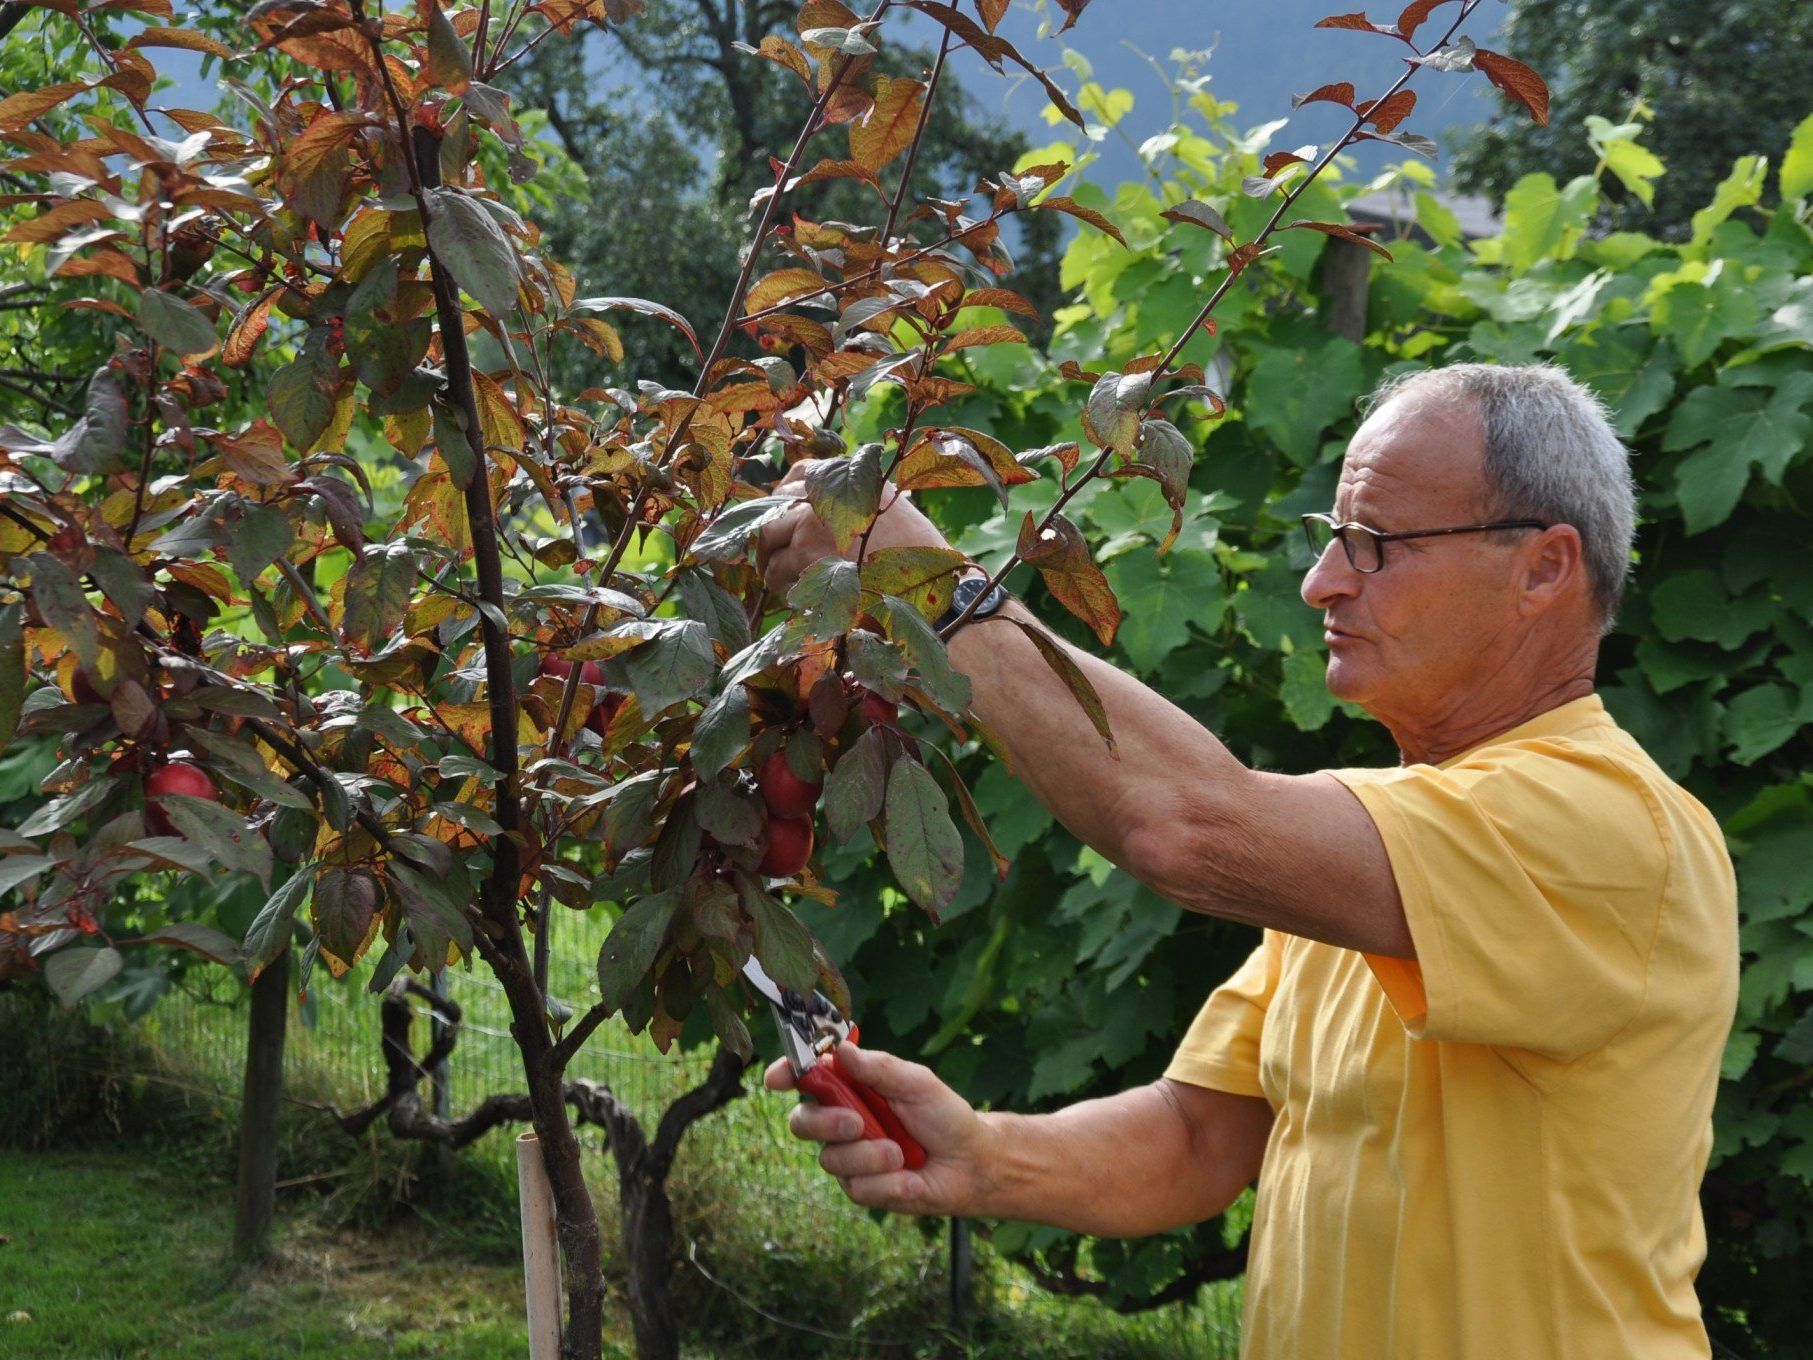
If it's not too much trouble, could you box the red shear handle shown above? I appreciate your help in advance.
[797,1053,928,1171]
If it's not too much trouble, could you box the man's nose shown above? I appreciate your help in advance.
[1301,539,1361,610]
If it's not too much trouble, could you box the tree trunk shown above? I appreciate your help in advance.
[1321,233,1374,344]
[619,1156,680,1360]
[232,948,288,1262]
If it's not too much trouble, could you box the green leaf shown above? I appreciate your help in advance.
[44,946,123,1008]
[1782,112,1813,202]
[1242,331,1366,463]
[88,550,155,626]
[1281,647,1336,730]
[803,443,885,553]
[425,187,521,319]
[1136,417,1194,508]
[50,368,129,475]
[694,779,762,847]
[312,867,379,966]
[244,868,311,979]
[1649,570,1773,649]
[342,542,416,651]
[137,289,219,358]
[876,595,971,713]
[1557,330,1675,437]
[1738,821,1813,925]
[1725,685,1808,764]
[268,344,339,451]
[1665,373,1813,533]
[788,557,861,636]
[824,725,886,843]
[0,601,24,754]
[739,878,817,991]
[225,503,294,586]
[884,757,964,916]
[597,889,683,1012]
[160,794,274,885]
[691,495,794,562]
[1498,172,1597,273]
[144,922,243,965]
[1104,549,1216,671]
[391,859,473,967]
[623,618,715,715]
[1690,155,1768,248]
[691,681,750,781]
[28,553,97,672]
[423,0,473,91]
[1653,279,1758,370]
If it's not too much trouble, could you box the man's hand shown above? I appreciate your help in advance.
[754,459,952,598]
[765,1042,991,1216]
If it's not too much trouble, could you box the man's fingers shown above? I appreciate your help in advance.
[762,1057,798,1093]
[789,1101,865,1143]
[819,1136,904,1179]
[831,1042,928,1100]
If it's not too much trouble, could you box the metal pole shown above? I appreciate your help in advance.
[949,1216,972,1334]
[429,970,453,1176]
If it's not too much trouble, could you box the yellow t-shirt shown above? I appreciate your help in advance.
[1165,695,1738,1360]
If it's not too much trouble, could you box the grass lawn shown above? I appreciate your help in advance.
[0,1148,559,1360]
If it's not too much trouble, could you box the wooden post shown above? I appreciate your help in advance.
[232,948,289,1262]
[1321,233,1375,344]
[949,1216,973,1333]
[518,1131,564,1360]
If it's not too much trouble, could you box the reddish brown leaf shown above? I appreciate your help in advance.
[1473,49,1550,126]
[1314,13,1390,34]
[1017,512,1119,646]
[1292,81,1357,110]
[939,324,1025,355]
[977,0,1009,32]
[1037,195,1126,246]
[125,27,235,58]
[958,287,1040,319]
[1356,88,1416,133]
[1395,0,1450,44]
[743,267,830,315]
[1280,220,1394,261]
[0,82,91,134]
[849,75,925,173]
[223,288,279,369]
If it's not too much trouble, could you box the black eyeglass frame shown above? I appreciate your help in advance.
[1300,512,1551,573]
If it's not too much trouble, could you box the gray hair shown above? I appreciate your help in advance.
[1366,362,1636,630]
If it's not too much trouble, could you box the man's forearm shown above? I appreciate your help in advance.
[947,600,1249,877]
[968,1082,1264,1236]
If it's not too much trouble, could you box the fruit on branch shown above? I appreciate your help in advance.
[144,759,218,836]
[539,653,618,737]
[757,815,815,879]
[861,690,899,726]
[757,749,822,818]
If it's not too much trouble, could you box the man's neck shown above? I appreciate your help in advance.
[1385,672,1598,767]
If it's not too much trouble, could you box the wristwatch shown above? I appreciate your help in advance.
[934,569,1011,635]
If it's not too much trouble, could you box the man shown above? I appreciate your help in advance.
[754,362,1738,1359]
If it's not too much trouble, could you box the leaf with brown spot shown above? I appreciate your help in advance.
[224,289,279,368]
[1016,512,1120,646]
[1473,49,1550,126]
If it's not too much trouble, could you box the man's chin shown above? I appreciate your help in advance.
[1321,656,1375,707]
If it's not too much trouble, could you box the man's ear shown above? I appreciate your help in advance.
[1517,524,1583,616]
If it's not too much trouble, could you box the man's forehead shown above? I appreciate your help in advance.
[1335,394,1486,520]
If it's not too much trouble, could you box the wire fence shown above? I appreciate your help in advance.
[124,908,1244,1358]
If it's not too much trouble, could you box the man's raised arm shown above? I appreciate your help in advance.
[756,473,1412,957]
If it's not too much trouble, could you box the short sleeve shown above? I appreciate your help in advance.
[1332,742,1668,1060]
[1165,933,1278,1099]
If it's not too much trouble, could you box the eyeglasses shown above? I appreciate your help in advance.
[1301,512,1549,574]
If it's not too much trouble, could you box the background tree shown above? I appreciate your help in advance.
[1450,0,1813,237]
[499,0,1064,384]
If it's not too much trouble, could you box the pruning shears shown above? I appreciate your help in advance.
[743,955,927,1171]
